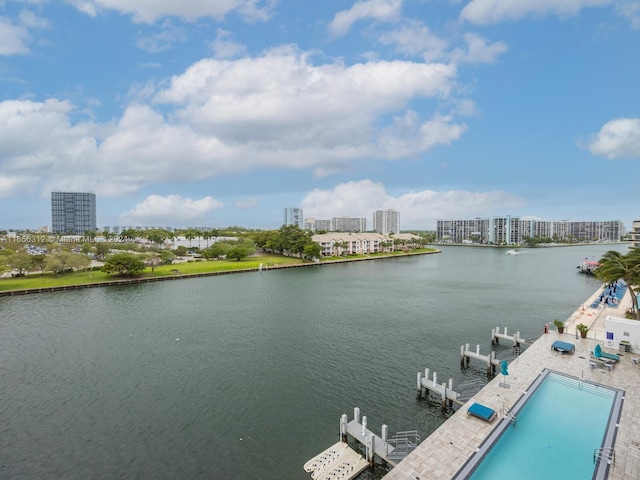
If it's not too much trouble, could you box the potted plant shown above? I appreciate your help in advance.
[576,323,589,338]
[553,319,565,334]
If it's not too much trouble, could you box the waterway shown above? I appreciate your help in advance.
[0,244,627,479]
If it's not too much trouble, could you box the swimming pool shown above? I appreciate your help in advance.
[454,369,624,479]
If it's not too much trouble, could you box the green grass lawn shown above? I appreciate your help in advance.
[0,249,437,293]
[0,255,304,292]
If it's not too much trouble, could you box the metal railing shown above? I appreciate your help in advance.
[594,447,616,465]
[455,378,487,402]
[387,430,421,460]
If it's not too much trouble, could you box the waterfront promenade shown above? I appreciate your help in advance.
[383,288,640,479]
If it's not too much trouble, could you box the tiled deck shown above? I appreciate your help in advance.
[383,290,640,479]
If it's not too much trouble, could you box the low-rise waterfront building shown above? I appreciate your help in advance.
[312,232,419,256]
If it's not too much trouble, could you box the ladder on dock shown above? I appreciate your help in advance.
[594,447,616,465]
[501,406,517,426]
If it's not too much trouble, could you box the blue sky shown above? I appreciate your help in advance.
[1,0,639,231]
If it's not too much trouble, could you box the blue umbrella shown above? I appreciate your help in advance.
[594,343,602,357]
[501,359,509,376]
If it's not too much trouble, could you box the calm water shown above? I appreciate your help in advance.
[0,244,626,479]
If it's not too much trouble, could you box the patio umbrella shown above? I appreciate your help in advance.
[594,343,602,357]
[501,360,509,387]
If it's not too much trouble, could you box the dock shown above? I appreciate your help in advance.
[490,326,528,347]
[416,368,463,409]
[303,441,369,480]
[304,407,419,479]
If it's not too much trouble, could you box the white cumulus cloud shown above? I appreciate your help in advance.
[209,29,246,59]
[0,10,48,56]
[460,0,612,25]
[450,33,508,64]
[377,20,449,61]
[329,0,402,36]
[0,48,468,200]
[120,194,223,225]
[587,118,640,159]
[66,0,274,23]
[154,46,461,175]
[0,174,40,197]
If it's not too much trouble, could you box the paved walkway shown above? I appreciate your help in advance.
[383,289,640,479]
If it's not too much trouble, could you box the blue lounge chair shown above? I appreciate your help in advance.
[593,344,620,362]
[551,340,575,354]
[467,403,496,423]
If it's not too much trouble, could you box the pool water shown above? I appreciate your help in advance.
[466,372,621,480]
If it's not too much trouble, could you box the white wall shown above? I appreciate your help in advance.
[604,315,640,352]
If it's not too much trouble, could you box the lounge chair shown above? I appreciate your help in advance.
[551,340,575,354]
[467,403,497,423]
[593,344,620,362]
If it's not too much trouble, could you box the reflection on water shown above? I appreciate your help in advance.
[0,244,625,479]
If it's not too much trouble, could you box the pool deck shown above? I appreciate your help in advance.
[383,287,640,479]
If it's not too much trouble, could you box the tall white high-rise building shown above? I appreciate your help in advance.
[373,209,400,234]
[283,207,304,228]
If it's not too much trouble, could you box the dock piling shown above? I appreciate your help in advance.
[340,414,348,442]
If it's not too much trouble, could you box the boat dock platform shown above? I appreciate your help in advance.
[304,407,420,479]
[303,441,369,480]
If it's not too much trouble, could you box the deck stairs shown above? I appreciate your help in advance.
[385,430,421,462]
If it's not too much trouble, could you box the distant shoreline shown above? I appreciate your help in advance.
[436,241,629,248]
[0,250,440,297]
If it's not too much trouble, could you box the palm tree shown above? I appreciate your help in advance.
[594,249,640,319]
[202,230,212,248]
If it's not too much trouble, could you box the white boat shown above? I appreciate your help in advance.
[505,249,518,255]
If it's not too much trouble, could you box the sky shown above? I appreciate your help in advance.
[0,0,639,231]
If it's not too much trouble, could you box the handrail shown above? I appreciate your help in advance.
[594,447,616,464]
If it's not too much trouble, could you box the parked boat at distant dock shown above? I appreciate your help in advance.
[577,259,600,274]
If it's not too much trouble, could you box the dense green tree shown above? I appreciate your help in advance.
[159,250,176,265]
[80,243,93,254]
[30,254,48,274]
[120,228,139,240]
[174,245,189,256]
[95,243,111,259]
[227,245,250,261]
[144,229,173,246]
[7,252,32,275]
[303,243,322,260]
[202,243,229,260]
[595,249,640,319]
[44,251,91,275]
[251,230,279,253]
[102,252,146,277]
